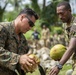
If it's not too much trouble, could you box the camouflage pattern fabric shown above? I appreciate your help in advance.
[72,63,76,75]
[63,17,76,75]
[0,21,29,75]
[41,28,50,47]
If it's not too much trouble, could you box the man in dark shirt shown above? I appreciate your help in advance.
[32,28,40,49]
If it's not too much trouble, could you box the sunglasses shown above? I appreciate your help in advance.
[26,16,35,27]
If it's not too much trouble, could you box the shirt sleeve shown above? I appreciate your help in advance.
[70,25,76,38]
[0,26,20,71]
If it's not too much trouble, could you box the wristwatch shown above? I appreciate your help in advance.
[56,63,63,70]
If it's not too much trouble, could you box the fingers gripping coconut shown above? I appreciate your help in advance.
[50,44,66,61]
[25,54,40,72]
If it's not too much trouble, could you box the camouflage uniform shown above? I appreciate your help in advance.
[0,21,29,75]
[63,17,76,75]
[41,28,50,47]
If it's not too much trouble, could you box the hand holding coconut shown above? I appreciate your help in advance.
[49,44,66,75]
[28,54,40,72]
[19,54,40,73]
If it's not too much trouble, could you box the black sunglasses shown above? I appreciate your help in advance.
[26,16,35,27]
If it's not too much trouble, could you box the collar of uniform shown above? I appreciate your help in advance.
[10,21,24,40]
[9,20,16,36]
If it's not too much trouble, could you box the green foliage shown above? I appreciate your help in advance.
[30,0,58,25]
[31,0,41,15]
[41,1,58,25]
[34,20,42,31]
[51,26,63,35]
[24,30,33,40]
[3,11,18,21]
[54,27,63,34]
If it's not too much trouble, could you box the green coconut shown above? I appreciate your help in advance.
[50,44,66,61]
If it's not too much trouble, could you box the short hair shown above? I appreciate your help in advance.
[18,8,39,20]
[57,1,71,10]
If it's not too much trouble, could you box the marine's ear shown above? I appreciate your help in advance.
[20,14,27,21]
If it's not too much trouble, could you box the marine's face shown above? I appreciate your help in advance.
[20,14,36,33]
[56,5,70,23]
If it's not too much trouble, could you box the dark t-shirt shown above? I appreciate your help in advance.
[32,31,40,40]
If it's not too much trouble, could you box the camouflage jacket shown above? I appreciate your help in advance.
[0,21,29,75]
[63,16,76,60]
[41,28,50,40]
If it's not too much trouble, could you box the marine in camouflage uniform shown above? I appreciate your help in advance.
[41,25,50,47]
[49,1,76,75]
[64,17,76,75]
[0,8,39,75]
[0,21,28,75]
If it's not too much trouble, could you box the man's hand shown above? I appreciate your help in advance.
[19,54,37,72]
[49,66,60,75]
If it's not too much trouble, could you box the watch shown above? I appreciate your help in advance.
[56,63,63,70]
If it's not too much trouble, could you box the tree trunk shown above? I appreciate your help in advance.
[0,10,4,22]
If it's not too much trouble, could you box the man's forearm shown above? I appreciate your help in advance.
[59,47,74,65]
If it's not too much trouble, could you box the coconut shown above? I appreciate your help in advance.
[28,54,40,72]
[50,44,66,61]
